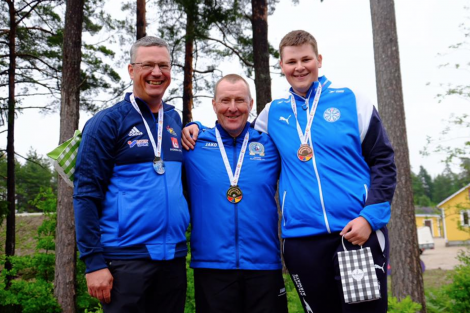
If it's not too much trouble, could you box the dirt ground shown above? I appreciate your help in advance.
[420,237,468,270]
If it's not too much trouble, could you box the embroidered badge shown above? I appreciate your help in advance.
[171,137,179,149]
[166,125,177,136]
[323,107,341,122]
[128,139,148,148]
[249,142,265,156]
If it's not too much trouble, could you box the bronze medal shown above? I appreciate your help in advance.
[297,144,313,162]
[226,186,243,204]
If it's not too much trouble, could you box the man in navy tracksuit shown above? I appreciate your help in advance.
[183,31,396,313]
[183,74,288,313]
[73,36,189,313]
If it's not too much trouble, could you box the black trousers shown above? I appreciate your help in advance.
[194,268,288,313]
[102,257,187,313]
[283,228,389,313]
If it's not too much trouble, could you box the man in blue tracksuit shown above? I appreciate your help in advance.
[182,31,396,313]
[73,36,189,313]
[183,74,287,313]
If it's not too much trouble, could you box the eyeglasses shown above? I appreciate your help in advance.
[131,62,171,72]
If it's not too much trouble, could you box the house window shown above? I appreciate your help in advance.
[462,211,470,227]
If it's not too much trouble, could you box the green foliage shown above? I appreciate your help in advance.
[0,188,60,312]
[387,296,422,312]
[284,274,303,312]
[446,248,470,313]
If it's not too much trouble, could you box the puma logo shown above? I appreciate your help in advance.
[375,262,385,273]
[279,115,291,124]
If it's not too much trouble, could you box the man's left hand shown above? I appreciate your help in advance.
[340,217,372,246]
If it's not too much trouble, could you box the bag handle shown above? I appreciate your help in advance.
[341,235,362,251]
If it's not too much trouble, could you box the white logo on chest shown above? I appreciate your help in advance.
[279,115,291,125]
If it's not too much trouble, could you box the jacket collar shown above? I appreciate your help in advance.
[289,75,328,102]
[215,121,251,141]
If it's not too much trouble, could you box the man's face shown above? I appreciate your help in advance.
[212,79,253,138]
[128,46,171,108]
[280,43,322,97]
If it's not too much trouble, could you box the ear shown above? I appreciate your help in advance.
[248,98,254,112]
[317,54,323,68]
[128,63,135,80]
[212,99,217,114]
[279,59,285,75]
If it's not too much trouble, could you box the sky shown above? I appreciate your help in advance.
[2,0,469,177]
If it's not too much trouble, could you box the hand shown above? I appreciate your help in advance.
[181,124,200,150]
[86,268,113,304]
[340,217,372,246]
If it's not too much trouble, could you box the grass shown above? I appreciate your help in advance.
[0,215,45,257]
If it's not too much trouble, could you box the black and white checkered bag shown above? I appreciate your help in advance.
[338,236,381,304]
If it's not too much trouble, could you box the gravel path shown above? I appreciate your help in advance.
[421,238,468,270]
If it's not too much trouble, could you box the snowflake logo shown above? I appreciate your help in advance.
[323,107,341,122]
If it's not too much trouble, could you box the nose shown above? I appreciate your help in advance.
[227,101,238,111]
[151,65,162,75]
[295,62,305,71]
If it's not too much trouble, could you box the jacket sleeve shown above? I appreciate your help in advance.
[359,107,397,231]
[73,111,118,273]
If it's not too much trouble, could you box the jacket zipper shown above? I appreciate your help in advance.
[309,138,331,233]
[364,184,369,202]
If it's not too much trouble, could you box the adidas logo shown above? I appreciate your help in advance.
[128,126,143,136]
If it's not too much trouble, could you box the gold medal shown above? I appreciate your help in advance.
[226,186,243,204]
[297,144,313,162]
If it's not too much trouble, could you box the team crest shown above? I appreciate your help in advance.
[323,107,341,122]
[166,125,177,136]
[171,137,179,149]
[249,142,265,156]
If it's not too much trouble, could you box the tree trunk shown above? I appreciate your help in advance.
[136,0,147,40]
[370,0,426,311]
[182,6,195,126]
[54,0,84,311]
[251,0,271,113]
[4,0,16,290]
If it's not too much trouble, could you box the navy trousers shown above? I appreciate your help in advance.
[283,228,389,313]
[194,268,288,313]
[102,257,187,313]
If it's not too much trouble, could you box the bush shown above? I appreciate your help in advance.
[388,296,422,312]
[446,248,470,313]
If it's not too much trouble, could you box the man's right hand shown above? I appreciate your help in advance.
[86,268,113,304]
[182,124,200,150]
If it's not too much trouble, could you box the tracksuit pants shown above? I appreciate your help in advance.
[193,268,288,313]
[283,228,389,313]
[102,257,187,313]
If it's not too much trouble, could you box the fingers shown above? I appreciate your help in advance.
[86,268,114,304]
[181,128,196,150]
[340,217,372,246]
[340,221,352,237]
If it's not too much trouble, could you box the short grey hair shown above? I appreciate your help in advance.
[130,36,170,63]
[214,74,252,100]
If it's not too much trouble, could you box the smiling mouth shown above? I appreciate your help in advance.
[147,81,163,85]
[294,72,310,78]
[226,115,240,119]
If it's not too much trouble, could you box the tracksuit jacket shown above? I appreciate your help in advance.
[254,76,397,238]
[184,122,282,270]
[73,93,189,273]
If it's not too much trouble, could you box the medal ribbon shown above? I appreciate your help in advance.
[130,94,163,160]
[291,83,322,146]
[215,128,250,186]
